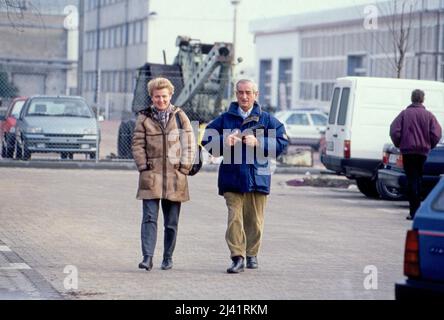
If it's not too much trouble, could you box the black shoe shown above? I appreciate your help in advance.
[227,256,244,274]
[406,215,414,220]
[246,256,258,269]
[138,255,153,271]
[161,258,173,270]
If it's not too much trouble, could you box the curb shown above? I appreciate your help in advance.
[0,159,337,175]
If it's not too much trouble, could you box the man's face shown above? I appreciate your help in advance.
[236,82,258,111]
[152,88,172,111]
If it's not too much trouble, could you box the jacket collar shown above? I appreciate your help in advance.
[227,101,262,118]
[408,103,425,109]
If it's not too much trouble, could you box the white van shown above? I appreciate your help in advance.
[322,76,444,198]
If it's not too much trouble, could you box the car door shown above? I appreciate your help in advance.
[326,86,351,158]
[285,112,317,142]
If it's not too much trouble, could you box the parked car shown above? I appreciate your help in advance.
[14,96,100,160]
[322,76,444,199]
[0,97,28,158]
[274,108,328,150]
[395,176,444,299]
[377,142,444,200]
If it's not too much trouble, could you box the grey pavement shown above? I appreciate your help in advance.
[0,168,411,300]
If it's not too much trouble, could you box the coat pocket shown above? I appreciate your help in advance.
[139,170,155,190]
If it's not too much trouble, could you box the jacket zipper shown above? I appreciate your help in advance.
[152,110,177,199]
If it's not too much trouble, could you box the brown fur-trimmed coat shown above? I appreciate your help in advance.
[132,106,196,202]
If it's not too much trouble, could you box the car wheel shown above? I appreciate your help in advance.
[14,140,22,160]
[89,152,96,160]
[117,121,134,159]
[22,144,31,161]
[61,152,74,160]
[356,177,380,199]
[376,179,406,201]
[1,143,5,158]
[4,135,15,158]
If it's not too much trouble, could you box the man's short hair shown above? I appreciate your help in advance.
[147,77,175,97]
[411,89,425,104]
[236,79,258,93]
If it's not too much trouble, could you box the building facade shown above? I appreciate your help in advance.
[250,0,444,112]
[0,0,78,99]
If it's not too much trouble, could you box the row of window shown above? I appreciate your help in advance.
[86,0,126,11]
[259,59,334,104]
[84,70,137,93]
[259,59,293,108]
[85,19,147,51]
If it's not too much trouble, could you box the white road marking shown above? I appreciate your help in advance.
[0,245,12,252]
[0,263,31,270]
[377,208,404,214]
[339,199,360,204]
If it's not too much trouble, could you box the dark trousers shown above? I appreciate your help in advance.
[141,199,181,259]
[403,154,427,217]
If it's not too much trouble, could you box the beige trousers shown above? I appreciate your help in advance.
[223,192,267,258]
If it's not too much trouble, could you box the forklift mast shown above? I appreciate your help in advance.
[132,35,233,123]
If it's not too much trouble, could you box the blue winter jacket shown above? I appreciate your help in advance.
[202,102,288,195]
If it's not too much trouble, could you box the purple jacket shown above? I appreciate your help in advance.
[390,104,442,156]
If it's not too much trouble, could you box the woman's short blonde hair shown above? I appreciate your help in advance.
[147,77,175,97]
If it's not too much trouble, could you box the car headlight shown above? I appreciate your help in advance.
[83,128,96,135]
[26,127,43,134]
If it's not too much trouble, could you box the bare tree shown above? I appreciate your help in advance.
[378,0,417,78]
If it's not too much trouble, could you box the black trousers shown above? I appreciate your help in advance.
[403,154,427,217]
[141,199,181,259]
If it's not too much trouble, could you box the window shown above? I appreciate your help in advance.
[337,88,350,125]
[278,59,292,109]
[321,82,334,101]
[328,87,340,124]
[286,113,310,126]
[299,82,313,100]
[311,114,328,126]
[259,60,272,107]
[347,55,366,76]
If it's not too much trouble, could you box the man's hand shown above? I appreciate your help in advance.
[226,132,242,147]
[243,134,259,147]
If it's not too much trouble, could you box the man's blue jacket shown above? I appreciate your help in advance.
[202,102,288,195]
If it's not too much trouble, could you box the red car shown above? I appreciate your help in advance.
[0,97,28,158]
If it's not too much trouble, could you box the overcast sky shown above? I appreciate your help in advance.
[148,0,387,68]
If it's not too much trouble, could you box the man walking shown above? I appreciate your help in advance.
[202,79,288,273]
[390,89,442,220]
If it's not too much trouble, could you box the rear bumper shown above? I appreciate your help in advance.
[322,155,380,178]
[289,137,320,147]
[396,279,444,300]
[378,168,439,194]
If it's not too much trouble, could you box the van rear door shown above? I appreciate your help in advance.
[326,85,352,159]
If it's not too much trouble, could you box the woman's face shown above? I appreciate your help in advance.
[152,88,172,111]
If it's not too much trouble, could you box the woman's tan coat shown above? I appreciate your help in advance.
[132,106,196,202]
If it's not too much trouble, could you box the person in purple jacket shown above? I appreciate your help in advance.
[390,89,442,220]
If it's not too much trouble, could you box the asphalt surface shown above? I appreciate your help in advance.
[0,167,412,300]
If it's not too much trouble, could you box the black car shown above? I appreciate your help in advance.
[377,142,444,200]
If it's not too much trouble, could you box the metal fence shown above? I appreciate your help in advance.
[0,71,234,163]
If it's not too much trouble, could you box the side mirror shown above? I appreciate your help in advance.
[97,115,105,122]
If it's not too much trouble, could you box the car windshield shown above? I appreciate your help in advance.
[26,99,93,118]
[11,100,25,118]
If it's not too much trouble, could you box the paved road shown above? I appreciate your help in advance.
[0,168,412,299]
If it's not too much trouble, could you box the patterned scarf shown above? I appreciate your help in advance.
[152,105,173,128]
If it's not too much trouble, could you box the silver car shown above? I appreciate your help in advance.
[275,108,328,150]
[15,96,100,160]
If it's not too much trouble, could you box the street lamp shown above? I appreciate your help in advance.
[228,0,241,100]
